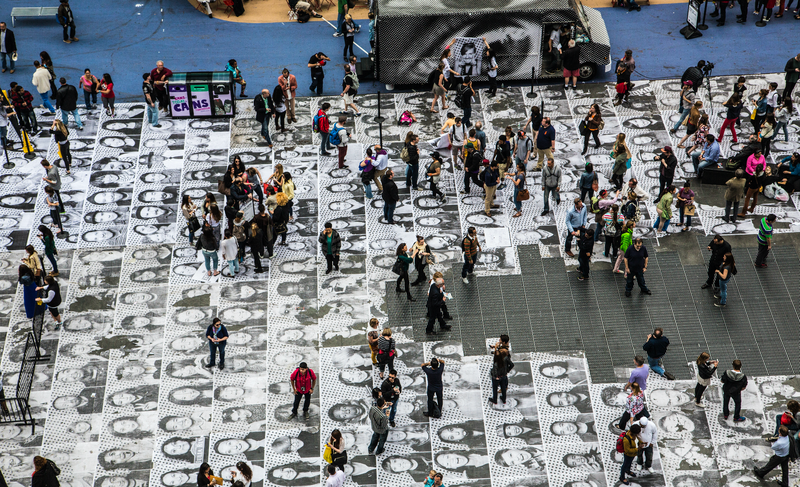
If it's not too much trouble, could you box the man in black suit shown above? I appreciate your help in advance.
[426,278,450,335]
[254,89,274,146]
[56,77,83,130]
[0,23,16,73]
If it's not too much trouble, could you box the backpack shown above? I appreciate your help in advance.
[454,85,469,109]
[398,110,414,126]
[400,146,411,163]
[329,124,344,146]
[312,113,322,133]
[622,200,640,222]
[233,224,246,242]
[616,432,627,453]
[48,460,61,477]
[297,9,310,22]
[590,196,602,214]
[350,73,360,91]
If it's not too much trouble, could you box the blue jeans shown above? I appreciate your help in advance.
[692,151,716,176]
[368,431,388,453]
[320,131,331,154]
[227,259,239,275]
[719,276,730,305]
[388,399,398,422]
[513,187,522,212]
[0,52,15,71]
[775,121,789,141]
[146,104,159,126]
[653,217,670,233]
[673,106,690,131]
[383,201,396,223]
[363,182,373,199]
[39,91,56,113]
[310,75,324,95]
[260,117,272,144]
[462,253,475,278]
[202,249,218,271]
[61,109,83,129]
[462,105,472,128]
[209,341,226,365]
[620,453,635,480]
[83,90,97,109]
[648,356,665,376]
[336,11,345,33]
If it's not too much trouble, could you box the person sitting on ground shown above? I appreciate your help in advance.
[225,60,247,98]
[288,0,323,20]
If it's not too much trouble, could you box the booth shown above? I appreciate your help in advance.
[168,71,237,118]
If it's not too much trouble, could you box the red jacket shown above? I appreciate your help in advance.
[290,368,316,393]
[150,67,173,91]
[278,74,297,97]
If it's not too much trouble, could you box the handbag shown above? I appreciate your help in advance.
[274,222,288,234]
[578,120,588,135]
[517,188,530,201]
[331,449,348,465]
[187,216,201,232]
[684,204,696,216]
[210,477,223,486]
[217,179,231,196]
[391,257,403,275]
[323,445,333,464]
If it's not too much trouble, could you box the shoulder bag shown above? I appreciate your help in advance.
[391,257,403,275]
[517,188,530,201]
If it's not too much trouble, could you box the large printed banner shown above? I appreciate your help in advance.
[452,37,484,78]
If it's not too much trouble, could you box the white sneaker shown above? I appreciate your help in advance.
[462,277,469,284]
[647,468,654,474]
[695,401,704,408]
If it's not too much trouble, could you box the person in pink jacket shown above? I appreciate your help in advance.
[740,150,767,218]
[278,69,298,124]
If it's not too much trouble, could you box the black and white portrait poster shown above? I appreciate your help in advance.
[452,37,484,78]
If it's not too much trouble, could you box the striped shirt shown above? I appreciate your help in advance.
[757,217,773,245]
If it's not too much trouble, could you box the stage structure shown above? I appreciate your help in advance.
[374,0,612,86]
[167,71,237,118]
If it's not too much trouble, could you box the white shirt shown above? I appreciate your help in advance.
[488,56,497,78]
[637,420,658,446]
[32,67,53,94]
[0,109,8,128]
[550,30,561,50]
[326,471,345,487]
[0,31,6,53]
[767,90,779,108]
[220,237,238,261]
[442,58,451,80]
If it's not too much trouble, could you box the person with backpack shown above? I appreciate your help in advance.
[402,132,421,190]
[461,227,481,284]
[329,115,350,169]
[289,362,317,420]
[565,197,587,258]
[513,131,532,169]
[461,143,483,195]
[32,456,60,487]
[359,148,375,199]
[483,159,500,216]
[394,243,415,301]
[457,77,475,128]
[653,185,675,237]
[375,327,396,378]
[720,359,747,421]
[422,358,445,417]
[713,252,736,308]
[618,423,641,485]
[340,65,361,117]
[449,117,466,165]
[754,426,792,486]
[313,103,331,156]
[426,152,445,203]
[578,163,598,204]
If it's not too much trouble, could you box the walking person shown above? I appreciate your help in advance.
[655,146,677,202]
[534,117,556,171]
[367,318,380,365]
[613,220,635,275]
[318,222,341,274]
[426,152,445,202]
[97,73,115,116]
[483,37,498,96]
[57,0,78,43]
[341,66,361,116]
[359,149,375,199]
[49,120,72,172]
[611,134,631,190]
[36,225,58,276]
[381,170,399,224]
[252,204,275,259]
[315,102,331,155]
[41,159,63,213]
[31,61,56,113]
[576,227,594,281]
[701,235,731,289]
[43,186,63,236]
[461,227,481,284]
[755,214,776,268]
[410,235,431,285]
[722,169,746,223]
[507,162,526,218]
[289,362,317,420]
[10,85,38,134]
[624,238,651,297]
[394,244,415,301]
[381,369,402,427]
[254,89,274,147]
[56,78,83,130]
[195,226,221,277]
[619,424,641,485]
[278,69,297,123]
[483,160,500,217]
[774,98,791,143]
[330,115,350,169]
[720,360,747,421]
[675,182,695,231]
[642,328,673,379]
[578,163,598,203]
[308,52,330,97]
[754,426,791,487]
[653,185,675,237]
[619,382,648,429]
[429,63,446,113]
[719,93,743,143]
[636,417,657,474]
[35,276,63,329]
[425,278,450,335]
[367,398,390,455]
[376,328,395,379]
[204,317,228,370]
[693,352,718,407]
[541,157,562,216]
[581,104,602,155]
[404,132,421,190]
[459,77,475,128]
[488,348,513,405]
[422,358,444,417]
[714,252,736,308]
[671,81,696,134]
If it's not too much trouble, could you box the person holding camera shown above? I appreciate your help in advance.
[693,352,718,407]
[642,328,674,379]
[681,61,706,93]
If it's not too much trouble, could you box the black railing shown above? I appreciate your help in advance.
[29,308,51,362]
[0,332,37,434]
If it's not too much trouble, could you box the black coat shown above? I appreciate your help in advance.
[318,229,341,254]
[382,177,399,203]
[272,205,290,226]
[561,46,581,71]
[0,29,16,53]
[681,66,704,93]
[254,93,274,123]
[195,232,218,252]
[427,282,444,308]
[56,84,79,111]
[248,229,264,254]
[230,183,248,202]
[659,154,678,179]
[707,239,731,262]
[31,462,59,487]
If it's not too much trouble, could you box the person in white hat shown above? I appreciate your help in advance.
[636,417,658,474]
